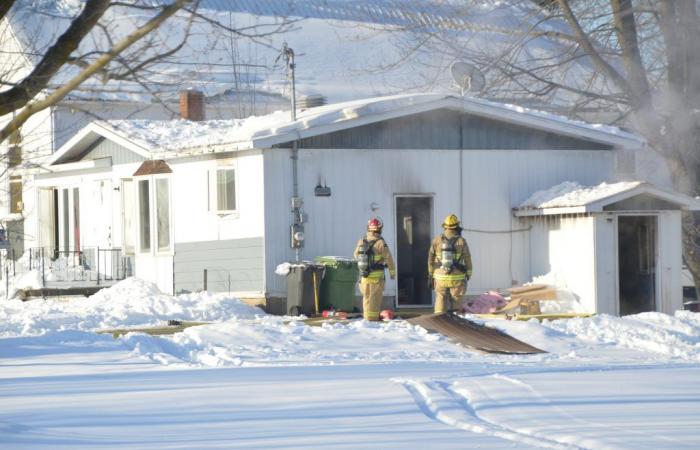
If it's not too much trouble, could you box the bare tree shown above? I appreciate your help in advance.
[0,0,293,147]
[378,0,700,293]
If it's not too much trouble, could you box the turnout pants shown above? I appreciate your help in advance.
[434,280,466,314]
[360,278,385,321]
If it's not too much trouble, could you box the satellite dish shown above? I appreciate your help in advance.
[450,61,485,95]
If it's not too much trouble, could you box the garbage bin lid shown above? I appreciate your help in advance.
[315,256,356,267]
[275,261,325,276]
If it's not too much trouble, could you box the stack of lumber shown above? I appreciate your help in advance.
[496,284,557,315]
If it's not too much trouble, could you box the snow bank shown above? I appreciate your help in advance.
[121,317,476,368]
[0,277,263,337]
[530,272,587,314]
[123,310,700,368]
[539,311,700,362]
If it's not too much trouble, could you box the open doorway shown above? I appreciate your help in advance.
[395,196,432,307]
[618,215,657,315]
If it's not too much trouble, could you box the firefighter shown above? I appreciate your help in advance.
[354,218,396,321]
[428,214,473,314]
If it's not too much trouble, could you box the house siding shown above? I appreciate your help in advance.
[174,237,264,294]
[284,110,612,150]
[77,138,146,165]
[263,148,614,298]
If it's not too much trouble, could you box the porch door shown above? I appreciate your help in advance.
[37,188,56,251]
[395,196,433,307]
[92,180,113,247]
[58,187,81,253]
[618,215,657,315]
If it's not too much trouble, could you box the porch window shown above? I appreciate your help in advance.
[9,176,22,213]
[122,179,135,255]
[156,178,170,252]
[209,167,236,213]
[138,179,150,252]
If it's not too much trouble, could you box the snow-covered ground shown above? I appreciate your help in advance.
[1,278,699,449]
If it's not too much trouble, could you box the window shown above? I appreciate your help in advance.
[156,178,170,251]
[9,177,22,213]
[138,179,150,252]
[122,179,135,254]
[209,167,237,214]
[137,177,172,254]
[62,189,69,252]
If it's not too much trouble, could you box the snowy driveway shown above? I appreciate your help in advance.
[1,280,699,449]
[1,334,699,449]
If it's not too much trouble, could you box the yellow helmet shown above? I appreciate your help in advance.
[442,214,460,229]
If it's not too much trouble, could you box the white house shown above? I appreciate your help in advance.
[4,0,655,258]
[26,93,699,315]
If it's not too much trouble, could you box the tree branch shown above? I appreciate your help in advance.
[555,0,633,96]
[0,0,17,22]
[611,0,651,103]
[0,0,192,144]
[0,0,111,116]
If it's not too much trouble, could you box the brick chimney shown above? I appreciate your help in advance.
[179,90,205,121]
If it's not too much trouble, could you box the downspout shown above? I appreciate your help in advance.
[282,43,303,262]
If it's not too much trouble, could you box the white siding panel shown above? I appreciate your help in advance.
[657,211,683,314]
[594,214,618,315]
[170,152,265,244]
[264,148,614,297]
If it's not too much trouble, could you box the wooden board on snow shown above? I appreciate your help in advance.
[407,312,546,354]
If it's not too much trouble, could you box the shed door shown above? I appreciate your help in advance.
[618,215,657,315]
[395,196,432,307]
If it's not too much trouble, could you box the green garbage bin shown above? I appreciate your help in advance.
[314,256,359,312]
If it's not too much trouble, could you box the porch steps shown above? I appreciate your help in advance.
[17,285,114,301]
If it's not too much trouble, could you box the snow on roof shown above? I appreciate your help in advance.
[101,94,446,152]
[519,181,644,210]
[90,93,639,155]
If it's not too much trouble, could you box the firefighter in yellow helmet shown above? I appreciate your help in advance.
[354,218,396,321]
[428,214,473,313]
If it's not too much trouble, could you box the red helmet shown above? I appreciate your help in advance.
[367,217,383,232]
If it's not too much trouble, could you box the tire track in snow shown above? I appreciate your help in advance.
[475,374,688,448]
[397,378,581,449]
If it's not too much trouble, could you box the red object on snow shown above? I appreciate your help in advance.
[322,310,348,319]
[380,309,395,320]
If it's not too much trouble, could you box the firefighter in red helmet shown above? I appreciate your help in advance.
[354,218,396,321]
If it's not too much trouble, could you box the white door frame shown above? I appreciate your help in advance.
[393,193,434,309]
[613,212,660,315]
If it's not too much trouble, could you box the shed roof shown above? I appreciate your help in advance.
[46,93,645,166]
[515,181,700,216]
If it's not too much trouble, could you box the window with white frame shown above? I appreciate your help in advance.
[209,167,237,214]
[155,178,171,252]
[122,179,135,255]
[137,176,172,254]
[138,179,151,252]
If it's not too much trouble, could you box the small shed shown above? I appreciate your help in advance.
[515,181,700,315]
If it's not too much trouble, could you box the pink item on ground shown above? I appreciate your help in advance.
[462,291,507,314]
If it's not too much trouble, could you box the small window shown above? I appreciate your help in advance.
[9,177,22,213]
[138,179,151,252]
[156,178,170,252]
[209,167,237,214]
[122,179,135,255]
